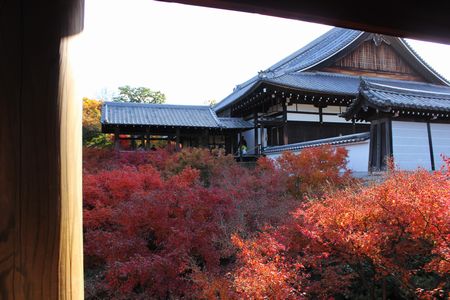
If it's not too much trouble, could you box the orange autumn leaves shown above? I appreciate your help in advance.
[83,146,450,299]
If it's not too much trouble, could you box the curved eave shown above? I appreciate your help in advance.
[263,78,358,97]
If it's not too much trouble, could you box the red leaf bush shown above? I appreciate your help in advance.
[83,147,449,299]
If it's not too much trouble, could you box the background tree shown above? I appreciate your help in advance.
[83,97,112,148]
[204,99,217,107]
[113,85,166,104]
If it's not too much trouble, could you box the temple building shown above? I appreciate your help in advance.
[101,27,450,173]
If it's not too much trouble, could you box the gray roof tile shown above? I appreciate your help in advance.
[101,102,254,129]
[264,132,370,154]
[214,27,449,113]
[102,102,220,128]
[218,117,254,129]
[360,80,450,112]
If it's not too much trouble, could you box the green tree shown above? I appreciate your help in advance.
[113,85,166,104]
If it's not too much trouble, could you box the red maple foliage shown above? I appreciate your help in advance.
[276,145,355,199]
[83,147,449,299]
[234,159,450,299]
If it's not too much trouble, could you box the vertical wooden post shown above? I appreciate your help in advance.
[0,0,84,299]
[114,128,121,151]
[175,128,181,151]
[282,101,289,145]
[260,123,264,151]
[253,111,259,155]
[239,131,243,161]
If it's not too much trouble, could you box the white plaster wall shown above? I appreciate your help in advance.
[265,152,282,160]
[392,121,432,170]
[322,114,349,123]
[241,128,267,154]
[345,141,370,173]
[430,123,450,169]
[242,129,255,153]
[287,113,319,122]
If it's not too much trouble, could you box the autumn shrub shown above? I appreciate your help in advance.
[235,160,450,299]
[83,146,449,299]
[84,164,237,299]
[83,147,302,298]
[164,147,236,186]
[276,145,355,199]
[231,232,304,299]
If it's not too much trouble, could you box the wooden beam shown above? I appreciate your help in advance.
[0,0,84,299]
[157,0,450,44]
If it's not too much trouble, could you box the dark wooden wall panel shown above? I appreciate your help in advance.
[321,41,427,82]
[287,122,369,144]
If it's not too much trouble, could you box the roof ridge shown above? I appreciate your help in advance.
[208,107,223,127]
[279,29,364,74]
[104,101,211,109]
[363,80,450,99]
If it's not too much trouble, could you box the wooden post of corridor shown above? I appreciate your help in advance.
[0,0,84,299]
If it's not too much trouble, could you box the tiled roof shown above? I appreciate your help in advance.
[101,102,253,129]
[214,28,363,112]
[267,28,363,75]
[218,117,254,129]
[214,27,449,113]
[267,72,361,95]
[342,80,450,119]
[263,132,370,154]
[270,72,450,97]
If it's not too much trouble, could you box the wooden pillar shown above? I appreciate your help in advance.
[145,128,150,150]
[141,134,145,149]
[0,0,84,299]
[282,100,289,145]
[114,128,120,151]
[253,111,259,155]
[175,128,181,151]
[239,131,243,161]
[260,123,264,151]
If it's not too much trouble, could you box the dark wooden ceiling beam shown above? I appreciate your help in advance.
[156,0,450,45]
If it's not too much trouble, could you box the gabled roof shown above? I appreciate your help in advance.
[264,132,370,154]
[214,27,449,113]
[101,102,253,129]
[343,80,450,119]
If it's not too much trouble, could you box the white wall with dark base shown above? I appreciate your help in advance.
[391,121,432,170]
[345,141,370,174]
[430,123,450,169]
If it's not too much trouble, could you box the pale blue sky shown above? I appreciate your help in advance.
[72,0,450,105]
